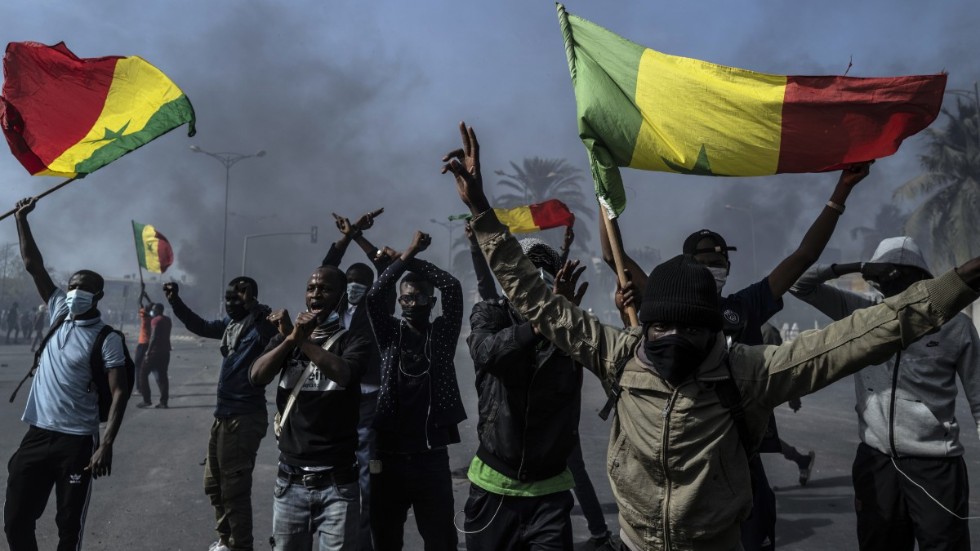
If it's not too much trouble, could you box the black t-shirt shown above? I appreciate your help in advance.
[267,329,370,468]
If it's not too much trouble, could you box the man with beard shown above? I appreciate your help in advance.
[321,208,391,551]
[791,237,980,551]
[164,278,277,551]
[443,121,980,551]
[250,265,370,550]
[365,231,466,551]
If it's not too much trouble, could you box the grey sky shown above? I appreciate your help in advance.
[1,0,977,312]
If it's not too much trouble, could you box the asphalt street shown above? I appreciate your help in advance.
[2,330,980,550]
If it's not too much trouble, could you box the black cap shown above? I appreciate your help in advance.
[639,255,722,331]
[683,229,737,257]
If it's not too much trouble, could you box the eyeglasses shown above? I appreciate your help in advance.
[398,293,432,306]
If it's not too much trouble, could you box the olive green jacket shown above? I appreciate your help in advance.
[471,211,978,551]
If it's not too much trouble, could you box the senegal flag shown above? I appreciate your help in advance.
[0,42,196,178]
[132,221,174,274]
[557,4,946,217]
[493,199,574,234]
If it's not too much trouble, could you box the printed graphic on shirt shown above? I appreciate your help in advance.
[279,359,345,392]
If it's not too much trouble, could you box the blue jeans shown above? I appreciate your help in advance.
[271,474,359,551]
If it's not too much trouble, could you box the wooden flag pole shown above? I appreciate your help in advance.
[601,205,639,327]
[0,176,80,223]
[131,220,148,307]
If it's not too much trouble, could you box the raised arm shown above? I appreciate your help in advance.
[468,301,541,377]
[163,282,226,339]
[443,122,635,382]
[766,163,871,299]
[738,265,980,409]
[465,222,500,301]
[597,211,647,297]
[789,263,876,321]
[365,251,408,349]
[14,198,56,302]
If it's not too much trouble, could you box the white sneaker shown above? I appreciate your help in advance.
[208,541,230,551]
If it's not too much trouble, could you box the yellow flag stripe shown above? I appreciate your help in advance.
[141,224,163,273]
[44,57,185,175]
[493,206,539,234]
[630,48,786,176]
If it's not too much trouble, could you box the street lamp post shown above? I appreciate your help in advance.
[724,204,758,277]
[241,227,318,276]
[190,145,266,316]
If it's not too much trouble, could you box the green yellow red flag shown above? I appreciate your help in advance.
[493,199,574,234]
[132,220,174,274]
[450,199,575,234]
[557,4,946,217]
[0,42,196,178]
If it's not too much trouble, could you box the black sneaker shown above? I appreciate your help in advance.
[577,531,618,551]
[136,402,153,409]
[799,451,816,486]
[155,403,168,409]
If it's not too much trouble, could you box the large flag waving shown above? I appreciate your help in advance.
[1,42,196,178]
[557,4,946,217]
[449,199,575,234]
[132,221,174,274]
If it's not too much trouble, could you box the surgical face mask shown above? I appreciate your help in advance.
[540,268,556,289]
[707,267,728,294]
[347,282,368,305]
[65,289,95,316]
[643,333,710,387]
[402,304,433,326]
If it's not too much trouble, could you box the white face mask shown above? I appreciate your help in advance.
[707,267,728,294]
[347,282,368,305]
[65,289,95,316]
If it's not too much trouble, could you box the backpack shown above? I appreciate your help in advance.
[9,313,136,422]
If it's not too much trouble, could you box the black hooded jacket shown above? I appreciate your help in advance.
[468,298,583,482]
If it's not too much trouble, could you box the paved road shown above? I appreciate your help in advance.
[2,333,980,550]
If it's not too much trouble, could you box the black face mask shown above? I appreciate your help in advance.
[402,305,432,326]
[644,334,710,387]
[225,303,249,321]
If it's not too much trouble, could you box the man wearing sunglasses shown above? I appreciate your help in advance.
[364,231,466,551]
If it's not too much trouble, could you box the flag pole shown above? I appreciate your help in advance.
[0,176,80,222]
[601,206,639,327]
[131,220,148,306]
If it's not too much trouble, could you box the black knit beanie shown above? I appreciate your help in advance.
[639,254,722,331]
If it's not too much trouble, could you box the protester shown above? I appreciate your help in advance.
[443,121,980,551]
[133,291,153,395]
[321,207,391,551]
[4,196,130,551]
[365,230,466,551]
[465,236,595,550]
[165,278,277,551]
[790,236,980,550]
[464,222,616,549]
[6,300,20,343]
[760,323,817,486]
[136,302,173,409]
[250,265,370,551]
[29,303,47,352]
[599,162,871,551]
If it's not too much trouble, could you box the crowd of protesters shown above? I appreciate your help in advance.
[6,122,980,551]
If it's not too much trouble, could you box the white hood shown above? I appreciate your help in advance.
[868,236,932,277]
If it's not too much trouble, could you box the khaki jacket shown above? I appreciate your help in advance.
[472,212,979,551]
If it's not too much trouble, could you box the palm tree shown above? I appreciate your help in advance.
[494,157,595,255]
[894,96,980,274]
[894,93,980,325]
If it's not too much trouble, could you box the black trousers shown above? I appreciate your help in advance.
[4,425,97,551]
[853,443,970,551]
[740,454,776,551]
[370,448,457,551]
[140,352,170,406]
[464,485,574,551]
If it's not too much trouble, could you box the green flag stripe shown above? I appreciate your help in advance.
[74,95,196,175]
[132,221,149,270]
[559,5,644,217]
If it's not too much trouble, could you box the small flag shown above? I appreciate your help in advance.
[132,221,174,274]
[557,4,946,217]
[494,199,574,234]
[1,42,196,178]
